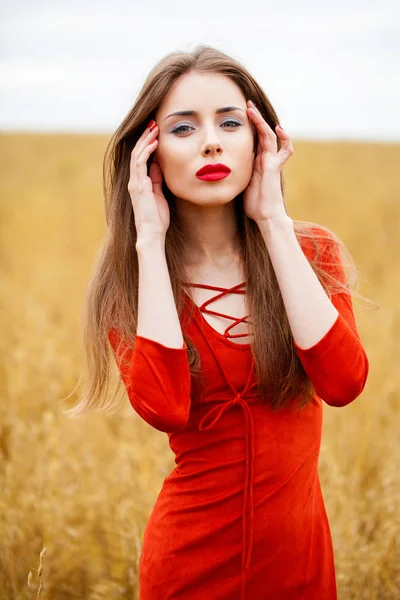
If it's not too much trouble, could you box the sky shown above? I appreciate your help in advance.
[1,0,399,141]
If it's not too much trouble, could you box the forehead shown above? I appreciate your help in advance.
[156,72,245,118]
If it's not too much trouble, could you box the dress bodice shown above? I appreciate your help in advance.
[179,280,259,581]
[182,280,254,345]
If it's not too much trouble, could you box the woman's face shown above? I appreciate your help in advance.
[154,72,256,207]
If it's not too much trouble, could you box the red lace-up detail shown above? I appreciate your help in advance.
[182,280,257,598]
[198,391,256,584]
[183,281,253,341]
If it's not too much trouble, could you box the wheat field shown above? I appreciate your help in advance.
[0,133,399,599]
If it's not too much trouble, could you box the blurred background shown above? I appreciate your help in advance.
[0,1,399,599]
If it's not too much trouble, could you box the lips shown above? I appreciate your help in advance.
[196,163,231,177]
[196,163,231,181]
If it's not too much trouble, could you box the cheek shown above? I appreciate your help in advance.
[158,139,189,173]
[235,126,256,154]
[156,142,192,195]
[240,156,255,186]
[245,121,257,153]
[157,132,254,194]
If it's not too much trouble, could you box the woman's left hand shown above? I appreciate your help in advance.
[243,100,294,223]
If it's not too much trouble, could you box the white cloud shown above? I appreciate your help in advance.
[0,0,399,140]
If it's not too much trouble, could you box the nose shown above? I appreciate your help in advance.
[202,126,223,156]
[203,142,223,156]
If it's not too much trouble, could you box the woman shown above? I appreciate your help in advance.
[69,45,369,599]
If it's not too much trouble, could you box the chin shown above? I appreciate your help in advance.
[169,174,247,205]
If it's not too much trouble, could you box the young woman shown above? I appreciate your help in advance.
[70,45,369,599]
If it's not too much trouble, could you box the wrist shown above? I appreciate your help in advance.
[136,235,165,251]
[257,214,294,236]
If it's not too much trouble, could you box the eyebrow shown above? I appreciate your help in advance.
[164,106,245,121]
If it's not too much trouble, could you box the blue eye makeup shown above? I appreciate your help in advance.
[171,119,242,135]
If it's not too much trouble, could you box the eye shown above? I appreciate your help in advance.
[171,124,193,134]
[171,119,242,135]
[222,119,241,128]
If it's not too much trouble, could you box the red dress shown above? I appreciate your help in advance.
[108,229,369,600]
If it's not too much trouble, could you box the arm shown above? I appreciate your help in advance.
[258,216,369,407]
[136,237,186,348]
[108,237,191,433]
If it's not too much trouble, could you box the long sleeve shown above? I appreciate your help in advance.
[108,329,192,433]
[293,232,369,407]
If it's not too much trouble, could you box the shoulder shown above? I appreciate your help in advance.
[294,220,338,262]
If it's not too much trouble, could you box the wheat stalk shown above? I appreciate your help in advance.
[27,546,47,599]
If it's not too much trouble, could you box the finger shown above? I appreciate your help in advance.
[130,131,158,185]
[247,102,277,152]
[275,125,294,163]
[132,123,158,161]
[134,123,158,158]
[149,158,164,192]
[136,136,158,172]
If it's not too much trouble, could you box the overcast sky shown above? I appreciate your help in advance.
[1,0,399,141]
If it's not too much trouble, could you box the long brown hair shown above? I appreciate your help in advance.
[63,44,371,417]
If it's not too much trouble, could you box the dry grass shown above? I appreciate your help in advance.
[0,133,399,599]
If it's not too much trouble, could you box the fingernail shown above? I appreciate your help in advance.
[148,119,156,129]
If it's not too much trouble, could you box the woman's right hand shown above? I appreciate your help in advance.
[128,120,170,241]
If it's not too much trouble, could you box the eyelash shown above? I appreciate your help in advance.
[171,120,242,135]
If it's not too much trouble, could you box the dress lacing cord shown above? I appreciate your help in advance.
[183,281,253,341]
[182,281,257,600]
[198,393,256,572]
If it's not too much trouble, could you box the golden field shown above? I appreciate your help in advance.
[0,133,399,599]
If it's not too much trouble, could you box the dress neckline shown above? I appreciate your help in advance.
[182,281,253,350]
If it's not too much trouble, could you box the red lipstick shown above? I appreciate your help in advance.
[196,163,231,181]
